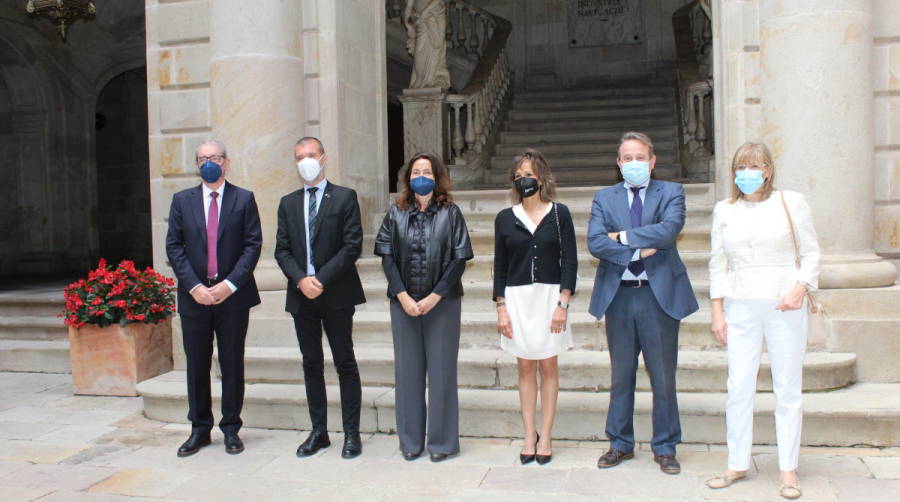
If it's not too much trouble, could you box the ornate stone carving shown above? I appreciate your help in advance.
[404,0,452,90]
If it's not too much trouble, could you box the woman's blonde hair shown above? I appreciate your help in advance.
[730,142,776,203]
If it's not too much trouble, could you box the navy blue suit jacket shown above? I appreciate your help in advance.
[165,182,262,315]
[587,179,698,320]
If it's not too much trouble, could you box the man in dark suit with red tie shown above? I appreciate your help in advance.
[275,137,366,459]
[165,139,262,457]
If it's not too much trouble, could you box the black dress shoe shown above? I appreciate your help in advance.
[535,434,552,465]
[177,433,211,457]
[430,452,458,463]
[654,454,681,475]
[341,433,362,459]
[296,430,331,457]
[520,433,539,465]
[402,450,423,461]
[224,432,244,455]
[596,448,634,468]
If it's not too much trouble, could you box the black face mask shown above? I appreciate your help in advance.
[514,176,539,198]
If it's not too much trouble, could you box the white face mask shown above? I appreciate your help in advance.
[297,157,322,182]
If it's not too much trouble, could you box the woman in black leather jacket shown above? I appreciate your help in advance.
[374,152,473,462]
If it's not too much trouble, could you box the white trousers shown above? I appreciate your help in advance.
[724,298,807,472]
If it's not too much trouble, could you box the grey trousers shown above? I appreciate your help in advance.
[390,296,461,456]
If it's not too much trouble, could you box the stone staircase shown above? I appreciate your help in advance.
[481,80,682,187]
[0,286,70,373]
[138,184,900,446]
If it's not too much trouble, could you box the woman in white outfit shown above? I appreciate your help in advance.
[493,149,578,465]
[706,143,821,500]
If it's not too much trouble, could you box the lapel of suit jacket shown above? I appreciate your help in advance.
[216,181,237,242]
[311,182,334,244]
[641,179,663,226]
[297,188,309,255]
[190,185,207,249]
[612,183,632,230]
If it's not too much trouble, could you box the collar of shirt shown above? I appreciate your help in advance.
[623,179,650,191]
[304,178,328,195]
[409,201,438,216]
[202,182,225,200]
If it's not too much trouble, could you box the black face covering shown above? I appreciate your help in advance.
[514,176,539,198]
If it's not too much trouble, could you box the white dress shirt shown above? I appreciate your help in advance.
[709,190,821,300]
[196,183,236,293]
[619,180,649,281]
[303,178,328,275]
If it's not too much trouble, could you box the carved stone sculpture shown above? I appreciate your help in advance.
[404,0,451,90]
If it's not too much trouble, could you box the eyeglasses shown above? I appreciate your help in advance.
[197,155,225,163]
[735,163,768,170]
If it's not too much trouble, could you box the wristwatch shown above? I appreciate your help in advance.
[557,300,569,310]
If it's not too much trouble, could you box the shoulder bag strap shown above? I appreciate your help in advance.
[780,191,819,314]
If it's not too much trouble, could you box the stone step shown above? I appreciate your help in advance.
[512,95,676,111]
[514,86,676,102]
[494,140,677,157]
[0,290,64,317]
[498,127,677,145]
[227,346,856,393]
[244,309,723,351]
[449,183,717,211]
[355,251,712,282]
[483,165,682,185]
[504,116,677,133]
[364,226,709,259]
[490,152,678,170]
[363,224,711,257]
[0,316,68,341]
[507,103,676,122]
[138,375,900,446]
[0,340,70,373]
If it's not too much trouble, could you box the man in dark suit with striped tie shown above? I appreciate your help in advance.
[274,137,366,459]
[165,139,262,457]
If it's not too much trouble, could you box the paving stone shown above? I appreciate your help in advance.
[164,473,315,501]
[0,421,61,440]
[349,461,489,490]
[832,477,900,502]
[34,424,118,445]
[862,456,900,479]
[177,447,278,476]
[254,454,364,483]
[38,492,178,502]
[754,453,873,479]
[0,463,117,491]
[0,406,135,426]
[88,468,195,498]
[479,465,571,492]
[0,485,53,501]
[0,439,85,463]
[0,460,29,479]
[564,467,702,498]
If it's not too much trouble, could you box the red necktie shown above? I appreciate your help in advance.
[207,192,219,279]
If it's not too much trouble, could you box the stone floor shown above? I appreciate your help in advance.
[1,373,899,501]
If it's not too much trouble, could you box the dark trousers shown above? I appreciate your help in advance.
[389,296,461,456]
[604,285,681,455]
[291,297,361,434]
[181,303,249,435]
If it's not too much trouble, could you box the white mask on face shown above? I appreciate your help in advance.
[297,157,322,182]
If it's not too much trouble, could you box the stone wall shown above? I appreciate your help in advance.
[469,0,691,89]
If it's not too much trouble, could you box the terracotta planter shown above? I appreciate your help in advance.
[68,318,173,396]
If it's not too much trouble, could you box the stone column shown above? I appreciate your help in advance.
[209,0,304,290]
[759,0,896,288]
[398,87,448,164]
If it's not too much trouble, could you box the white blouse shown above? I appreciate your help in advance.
[709,190,821,300]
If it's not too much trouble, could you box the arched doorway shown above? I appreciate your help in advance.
[94,68,151,268]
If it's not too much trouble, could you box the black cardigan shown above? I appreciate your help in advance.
[492,202,578,301]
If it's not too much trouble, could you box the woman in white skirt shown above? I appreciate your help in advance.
[493,149,577,465]
[706,143,821,500]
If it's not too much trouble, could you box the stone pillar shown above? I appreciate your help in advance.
[209,0,304,290]
[759,0,896,288]
[398,87,448,166]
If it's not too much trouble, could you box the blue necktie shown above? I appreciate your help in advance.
[628,186,644,276]
[307,187,318,261]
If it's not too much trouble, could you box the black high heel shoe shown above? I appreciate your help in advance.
[535,436,552,465]
[520,433,539,465]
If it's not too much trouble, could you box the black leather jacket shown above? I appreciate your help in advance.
[374,202,473,299]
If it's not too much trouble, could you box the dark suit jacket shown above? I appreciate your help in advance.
[165,182,262,315]
[274,181,366,313]
[586,179,699,320]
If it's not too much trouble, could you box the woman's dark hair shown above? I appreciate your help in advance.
[396,152,454,210]
[508,148,557,203]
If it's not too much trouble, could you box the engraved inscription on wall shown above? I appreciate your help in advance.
[568,0,644,47]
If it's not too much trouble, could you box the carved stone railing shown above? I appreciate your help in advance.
[396,0,513,187]
[672,0,713,182]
